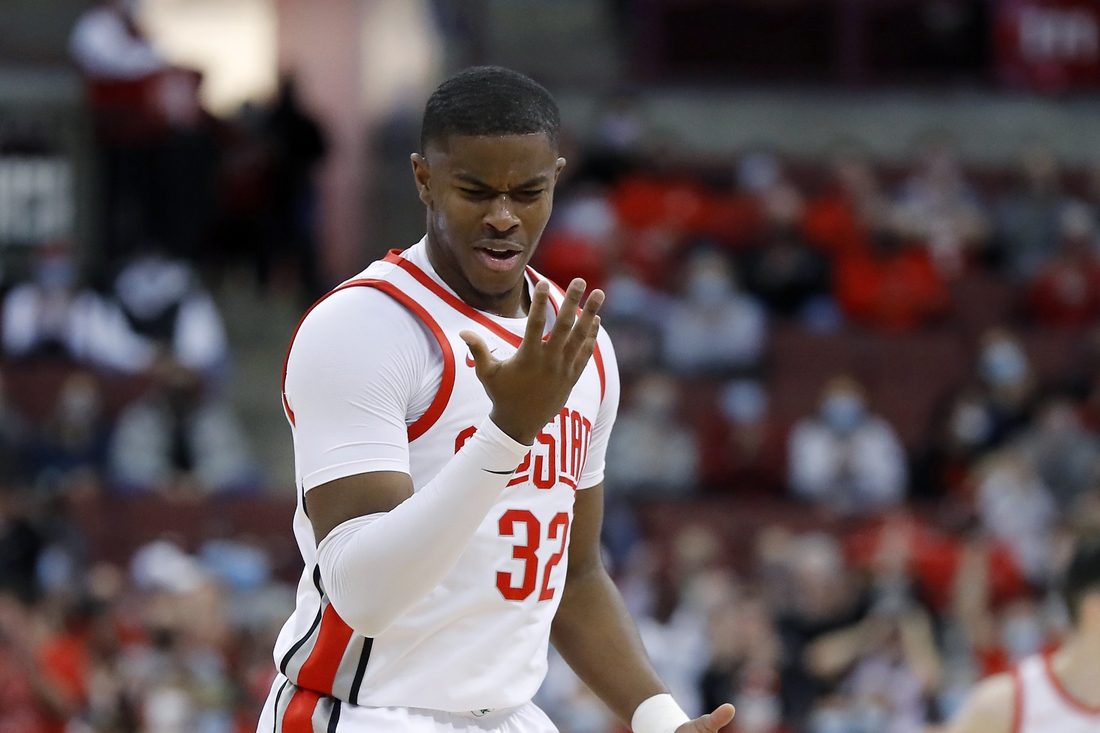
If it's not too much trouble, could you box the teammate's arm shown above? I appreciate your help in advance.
[550,483,735,733]
[304,279,603,637]
[948,673,1016,733]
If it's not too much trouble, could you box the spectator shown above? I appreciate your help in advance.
[1017,398,1100,512]
[1026,202,1100,329]
[0,493,44,604]
[262,76,328,300]
[598,270,670,375]
[742,211,833,322]
[0,593,77,731]
[833,227,950,332]
[788,376,908,513]
[912,388,999,500]
[975,329,1036,446]
[109,383,256,494]
[803,150,893,257]
[109,250,228,377]
[535,186,616,293]
[892,141,990,276]
[27,373,109,486]
[974,449,1057,583]
[605,372,699,497]
[107,251,256,494]
[775,533,871,728]
[697,380,785,495]
[700,594,782,733]
[995,147,1070,281]
[634,578,709,718]
[69,0,165,80]
[2,241,150,372]
[662,249,767,376]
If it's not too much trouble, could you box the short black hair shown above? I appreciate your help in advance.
[1064,535,1100,624]
[420,66,560,153]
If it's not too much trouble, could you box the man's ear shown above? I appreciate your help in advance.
[411,153,432,206]
[554,157,567,182]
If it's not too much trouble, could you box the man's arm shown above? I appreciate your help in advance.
[948,673,1016,733]
[551,483,734,733]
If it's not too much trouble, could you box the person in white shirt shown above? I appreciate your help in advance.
[949,537,1100,733]
[787,375,907,513]
[257,67,734,733]
[69,0,165,80]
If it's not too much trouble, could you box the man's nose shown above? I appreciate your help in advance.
[484,195,520,232]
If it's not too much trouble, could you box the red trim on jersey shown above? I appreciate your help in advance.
[1043,650,1100,716]
[382,249,607,402]
[592,343,607,403]
[535,273,607,403]
[384,250,523,348]
[296,604,356,696]
[366,280,456,441]
[1011,666,1023,733]
[283,687,321,733]
[280,275,456,442]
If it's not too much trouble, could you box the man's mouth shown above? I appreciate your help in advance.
[475,244,523,271]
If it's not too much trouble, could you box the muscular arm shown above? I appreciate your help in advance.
[307,417,532,637]
[552,485,734,733]
[949,673,1016,733]
[550,483,666,723]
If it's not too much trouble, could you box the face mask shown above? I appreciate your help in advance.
[822,393,865,434]
[608,274,646,316]
[951,403,992,447]
[34,260,76,291]
[1001,613,1043,661]
[721,380,767,425]
[687,271,731,306]
[982,341,1028,387]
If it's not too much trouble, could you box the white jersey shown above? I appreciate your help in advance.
[1013,653,1100,733]
[267,240,618,729]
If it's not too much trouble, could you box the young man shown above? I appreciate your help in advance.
[257,67,735,733]
[949,536,1100,733]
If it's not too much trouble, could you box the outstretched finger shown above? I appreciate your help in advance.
[546,278,586,348]
[563,288,605,360]
[696,704,735,732]
[459,330,498,380]
[571,316,600,374]
[521,281,551,349]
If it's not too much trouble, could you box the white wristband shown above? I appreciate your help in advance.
[631,694,690,733]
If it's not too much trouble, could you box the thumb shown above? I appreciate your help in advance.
[698,704,735,732]
[459,330,497,378]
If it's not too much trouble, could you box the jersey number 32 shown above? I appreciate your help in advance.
[497,509,569,602]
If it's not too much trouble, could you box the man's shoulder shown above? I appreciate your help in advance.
[950,672,1016,733]
[289,280,432,360]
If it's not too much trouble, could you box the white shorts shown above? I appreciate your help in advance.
[256,676,559,733]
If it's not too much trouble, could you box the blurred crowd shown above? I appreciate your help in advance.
[527,101,1100,733]
[0,3,1097,730]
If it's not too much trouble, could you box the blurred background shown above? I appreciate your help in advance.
[1,0,1100,731]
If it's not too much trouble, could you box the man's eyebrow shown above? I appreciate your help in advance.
[452,173,550,190]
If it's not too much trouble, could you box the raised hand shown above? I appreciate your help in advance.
[460,278,603,445]
[675,704,736,733]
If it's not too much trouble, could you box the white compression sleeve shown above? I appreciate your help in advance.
[315,417,530,637]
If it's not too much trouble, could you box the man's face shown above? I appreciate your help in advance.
[412,133,565,304]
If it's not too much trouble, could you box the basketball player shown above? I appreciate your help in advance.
[949,536,1100,732]
[257,67,736,733]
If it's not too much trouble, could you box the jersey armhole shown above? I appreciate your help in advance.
[281,278,455,441]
